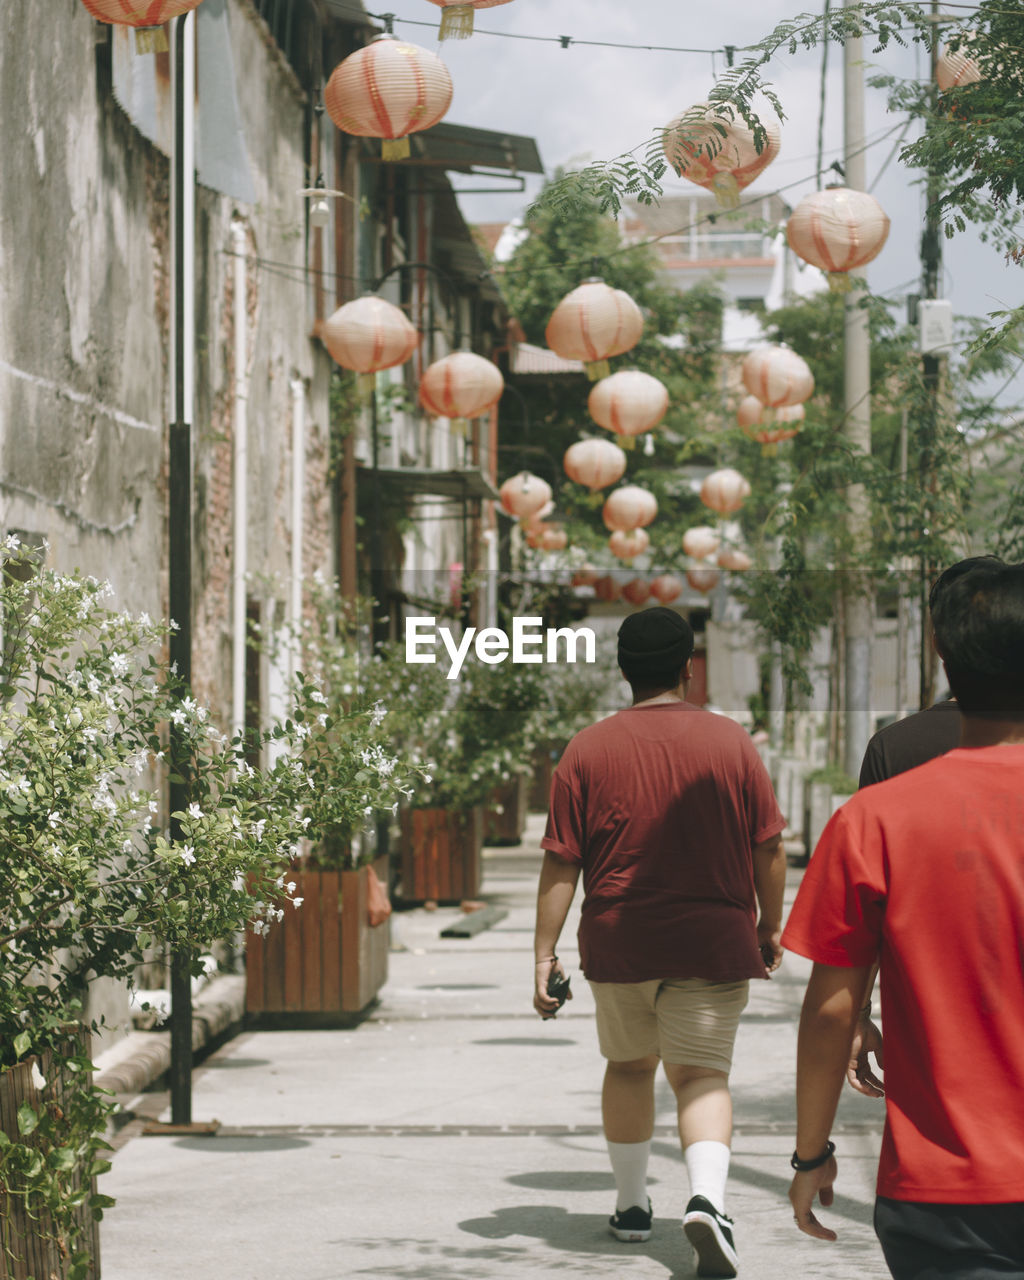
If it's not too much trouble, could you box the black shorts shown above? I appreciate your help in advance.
[874,1197,1024,1280]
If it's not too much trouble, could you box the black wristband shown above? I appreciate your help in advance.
[790,1140,835,1172]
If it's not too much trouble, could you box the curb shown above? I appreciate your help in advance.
[94,975,247,1095]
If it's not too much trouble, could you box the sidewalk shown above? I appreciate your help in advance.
[99,814,889,1280]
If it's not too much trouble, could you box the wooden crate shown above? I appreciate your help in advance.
[0,1029,100,1280]
[483,775,528,845]
[397,807,483,903]
[245,856,389,1019]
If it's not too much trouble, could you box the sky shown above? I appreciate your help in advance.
[369,0,1021,412]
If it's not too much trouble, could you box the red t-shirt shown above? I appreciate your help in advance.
[782,745,1024,1203]
[542,703,785,984]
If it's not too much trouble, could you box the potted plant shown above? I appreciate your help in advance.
[0,540,310,1280]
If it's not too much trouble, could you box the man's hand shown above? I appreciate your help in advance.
[757,925,783,975]
[847,1016,884,1097]
[533,958,571,1019]
[788,1156,838,1241]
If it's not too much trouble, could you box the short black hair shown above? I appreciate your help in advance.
[617,607,695,690]
[928,555,1005,618]
[930,559,1024,717]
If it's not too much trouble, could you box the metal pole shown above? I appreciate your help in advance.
[168,10,196,1127]
[231,221,248,741]
[841,11,874,774]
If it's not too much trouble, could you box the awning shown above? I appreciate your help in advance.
[367,466,499,501]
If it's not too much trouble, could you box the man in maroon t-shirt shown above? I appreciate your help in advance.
[533,608,786,1277]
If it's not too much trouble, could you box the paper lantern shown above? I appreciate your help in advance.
[741,346,814,409]
[717,547,752,572]
[325,37,453,161]
[419,352,503,430]
[593,575,622,602]
[539,525,568,552]
[588,370,669,448]
[525,500,555,530]
[736,395,764,430]
[609,528,650,561]
[546,280,643,380]
[323,296,418,393]
[603,485,658,533]
[745,403,804,454]
[786,188,891,291]
[80,0,203,48]
[700,469,751,516]
[572,567,599,588]
[499,472,552,521]
[564,438,627,492]
[936,41,983,90]
[649,574,683,604]
[622,578,651,607]
[682,526,720,560]
[687,567,720,594]
[425,0,514,40]
[663,102,781,210]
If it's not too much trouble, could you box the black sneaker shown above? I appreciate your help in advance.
[608,1198,652,1242]
[683,1195,738,1277]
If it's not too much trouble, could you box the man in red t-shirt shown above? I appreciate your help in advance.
[533,607,786,1277]
[783,559,1024,1278]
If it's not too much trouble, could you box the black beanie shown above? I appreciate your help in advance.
[617,607,695,673]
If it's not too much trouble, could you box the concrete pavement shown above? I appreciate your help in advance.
[99,814,889,1280]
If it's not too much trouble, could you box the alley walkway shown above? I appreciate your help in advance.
[100,815,890,1280]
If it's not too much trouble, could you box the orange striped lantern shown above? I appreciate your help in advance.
[736,395,764,431]
[682,526,720,560]
[700,468,751,516]
[588,370,669,450]
[609,528,650,561]
[717,547,752,572]
[937,40,983,90]
[687,566,720,594]
[745,403,804,455]
[323,295,418,395]
[603,485,658,533]
[572,567,599,588]
[563,438,627,492]
[524,500,555,531]
[786,188,891,291]
[80,0,203,50]
[649,574,684,604]
[621,578,651,607]
[325,37,453,161]
[593,575,622,602]
[539,525,568,552]
[499,472,552,522]
[741,346,814,409]
[546,280,643,381]
[426,0,514,40]
[663,102,781,210]
[419,352,503,434]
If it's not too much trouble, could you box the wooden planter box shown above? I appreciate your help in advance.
[483,775,528,846]
[398,807,483,903]
[245,855,389,1023]
[528,740,565,813]
[0,1028,100,1280]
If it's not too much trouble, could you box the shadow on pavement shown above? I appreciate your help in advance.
[170,1136,312,1153]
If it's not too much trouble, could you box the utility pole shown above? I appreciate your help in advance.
[841,10,874,775]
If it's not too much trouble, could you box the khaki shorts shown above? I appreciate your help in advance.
[588,977,750,1071]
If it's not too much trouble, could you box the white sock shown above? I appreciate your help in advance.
[684,1140,731,1212]
[606,1139,651,1212]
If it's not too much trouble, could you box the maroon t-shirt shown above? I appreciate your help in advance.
[542,703,786,983]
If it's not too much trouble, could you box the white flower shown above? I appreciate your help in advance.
[310,690,327,705]
[47,810,60,829]
[370,700,387,727]
[252,920,267,937]
[3,533,21,552]
[292,897,304,909]
[110,652,130,677]
[253,819,267,842]
[30,1063,46,1091]
[286,881,296,894]
[180,845,197,867]
[188,802,203,820]
[148,799,159,815]
[232,873,246,893]
[363,805,373,816]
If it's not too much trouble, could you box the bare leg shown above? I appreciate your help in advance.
[602,1054,660,1143]
[662,1063,732,1147]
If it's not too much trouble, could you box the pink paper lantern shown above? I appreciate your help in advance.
[744,403,804,454]
[649,574,683,604]
[736,395,764,430]
[546,280,644,380]
[603,485,658,533]
[499,472,552,521]
[419,352,504,422]
[609,529,650,561]
[593,575,622,602]
[682,526,721,560]
[700,469,751,516]
[563,438,627,492]
[621,578,651,607]
[425,0,514,40]
[786,188,891,291]
[325,37,453,161]
[323,296,419,384]
[572,567,599,588]
[687,567,720,594]
[524,500,555,530]
[663,102,781,210]
[717,547,752,571]
[81,0,202,23]
[937,41,983,90]
[539,525,568,552]
[588,370,669,443]
[741,346,814,409]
